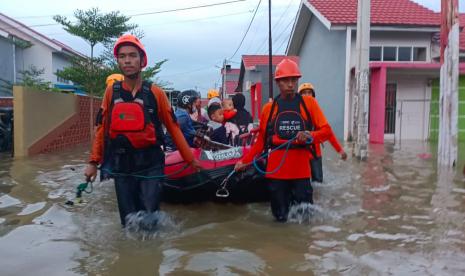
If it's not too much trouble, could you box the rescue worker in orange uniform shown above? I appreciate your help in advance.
[298,83,347,183]
[84,34,201,228]
[235,59,332,222]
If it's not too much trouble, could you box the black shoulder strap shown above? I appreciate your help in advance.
[112,81,122,102]
[298,94,314,131]
[140,81,165,147]
[140,81,157,119]
[263,95,281,149]
[298,94,318,158]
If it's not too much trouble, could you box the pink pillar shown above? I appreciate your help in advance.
[369,66,387,144]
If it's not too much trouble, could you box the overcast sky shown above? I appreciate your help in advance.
[2,0,464,95]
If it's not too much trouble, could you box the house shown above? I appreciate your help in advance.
[220,65,240,98]
[0,13,85,96]
[287,0,465,142]
[236,55,299,120]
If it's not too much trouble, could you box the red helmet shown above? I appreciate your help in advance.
[113,34,148,68]
[274,58,301,80]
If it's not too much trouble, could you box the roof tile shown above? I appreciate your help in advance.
[242,55,299,69]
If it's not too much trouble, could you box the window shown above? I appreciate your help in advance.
[369,46,427,62]
[383,47,397,61]
[369,46,382,61]
[398,47,412,61]
[413,47,427,61]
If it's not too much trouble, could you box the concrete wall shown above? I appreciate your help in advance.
[240,69,261,116]
[298,16,346,139]
[13,86,101,156]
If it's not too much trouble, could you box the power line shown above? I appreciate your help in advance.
[139,10,253,28]
[160,62,222,78]
[42,10,253,37]
[254,0,295,54]
[241,2,267,54]
[257,15,294,54]
[128,0,247,17]
[275,29,293,54]
[229,0,262,60]
[5,0,248,31]
[271,18,294,54]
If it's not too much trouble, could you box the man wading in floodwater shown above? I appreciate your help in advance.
[235,59,333,222]
[84,34,202,229]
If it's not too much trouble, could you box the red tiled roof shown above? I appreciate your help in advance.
[242,55,299,69]
[224,81,238,94]
[308,0,439,27]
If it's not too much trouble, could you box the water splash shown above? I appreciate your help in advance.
[287,203,340,224]
[124,211,179,240]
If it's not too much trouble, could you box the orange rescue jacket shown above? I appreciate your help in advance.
[89,81,194,165]
[241,95,332,179]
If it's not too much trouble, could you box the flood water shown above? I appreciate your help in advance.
[1,142,465,275]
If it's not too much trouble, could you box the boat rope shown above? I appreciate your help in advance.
[99,163,190,179]
[215,135,313,197]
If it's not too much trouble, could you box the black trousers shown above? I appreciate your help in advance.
[310,156,323,183]
[114,168,163,226]
[268,178,313,222]
[111,146,165,226]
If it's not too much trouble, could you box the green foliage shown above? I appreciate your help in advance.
[54,8,168,96]
[18,66,60,92]
[56,57,169,96]
[53,8,136,49]
[55,57,111,96]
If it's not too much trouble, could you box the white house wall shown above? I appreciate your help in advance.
[350,31,434,67]
[52,53,71,84]
[388,73,431,141]
[21,41,54,83]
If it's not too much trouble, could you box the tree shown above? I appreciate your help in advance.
[19,65,59,92]
[56,56,168,97]
[54,8,136,141]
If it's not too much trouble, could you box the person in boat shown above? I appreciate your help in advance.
[207,103,239,145]
[234,59,332,222]
[165,89,200,150]
[207,103,228,144]
[84,34,202,227]
[298,83,347,183]
[190,92,208,123]
[228,92,254,146]
[222,98,237,121]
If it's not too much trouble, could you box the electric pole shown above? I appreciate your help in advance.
[438,0,459,167]
[353,0,370,160]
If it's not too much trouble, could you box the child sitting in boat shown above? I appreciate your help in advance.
[222,98,237,121]
[207,103,239,145]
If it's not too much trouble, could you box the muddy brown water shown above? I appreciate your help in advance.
[0,142,465,275]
